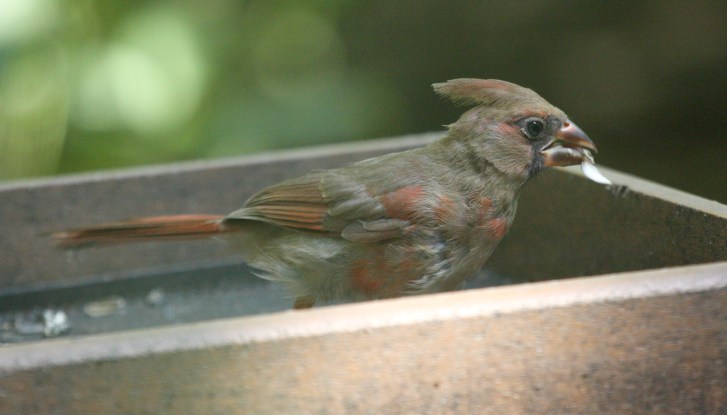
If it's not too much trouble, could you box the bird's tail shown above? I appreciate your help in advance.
[51,214,227,249]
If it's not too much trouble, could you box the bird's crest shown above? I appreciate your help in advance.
[432,78,548,110]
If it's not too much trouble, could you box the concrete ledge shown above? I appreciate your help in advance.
[1,262,725,413]
[1,133,726,414]
[1,133,725,287]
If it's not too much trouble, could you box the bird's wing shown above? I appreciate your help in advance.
[225,169,426,243]
[226,174,331,232]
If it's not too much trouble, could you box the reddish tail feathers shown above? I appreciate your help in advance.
[51,214,227,249]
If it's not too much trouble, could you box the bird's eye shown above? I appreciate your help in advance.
[523,118,545,139]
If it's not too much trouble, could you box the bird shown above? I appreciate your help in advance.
[53,78,609,309]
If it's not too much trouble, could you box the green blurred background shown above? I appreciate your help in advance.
[0,0,725,202]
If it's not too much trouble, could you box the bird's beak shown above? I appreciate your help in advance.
[540,120,598,167]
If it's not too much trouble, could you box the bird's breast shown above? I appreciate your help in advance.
[433,192,515,242]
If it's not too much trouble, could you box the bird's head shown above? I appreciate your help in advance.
[433,78,599,180]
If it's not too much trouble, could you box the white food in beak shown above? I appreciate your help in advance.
[580,150,612,185]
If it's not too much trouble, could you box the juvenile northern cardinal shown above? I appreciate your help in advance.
[54,79,610,309]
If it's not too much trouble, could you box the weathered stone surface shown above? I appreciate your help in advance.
[1,134,725,414]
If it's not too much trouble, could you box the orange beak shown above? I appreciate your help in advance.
[540,120,597,167]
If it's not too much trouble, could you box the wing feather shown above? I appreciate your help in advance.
[225,164,426,242]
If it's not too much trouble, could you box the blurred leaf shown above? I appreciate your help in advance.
[0,49,69,179]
